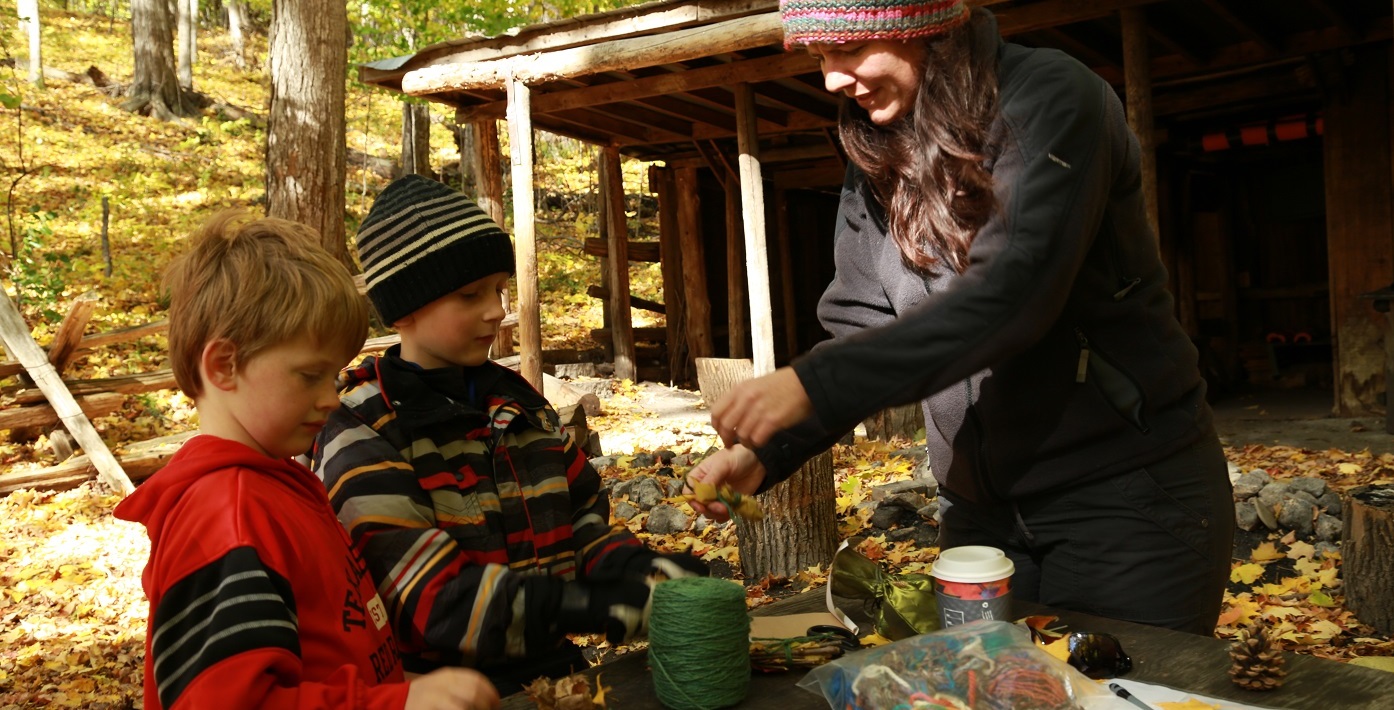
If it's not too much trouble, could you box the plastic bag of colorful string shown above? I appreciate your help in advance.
[795,620,1135,710]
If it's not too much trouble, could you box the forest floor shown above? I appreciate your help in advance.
[5,379,1394,709]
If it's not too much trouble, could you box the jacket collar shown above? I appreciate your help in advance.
[371,345,552,432]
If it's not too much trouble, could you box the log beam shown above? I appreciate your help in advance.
[402,13,784,96]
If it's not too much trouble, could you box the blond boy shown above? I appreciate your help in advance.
[115,212,498,710]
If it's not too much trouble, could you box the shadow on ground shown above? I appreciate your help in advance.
[1213,387,1394,455]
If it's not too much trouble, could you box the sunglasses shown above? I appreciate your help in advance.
[1066,631,1133,679]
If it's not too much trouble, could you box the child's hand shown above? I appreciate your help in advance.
[405,667,501,710]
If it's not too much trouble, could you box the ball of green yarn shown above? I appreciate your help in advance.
[648,576,750,710]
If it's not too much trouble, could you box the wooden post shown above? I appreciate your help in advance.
[0,288,133,495]
[1325,45,1393,415]
[1342,485,1394,633]
[100,197,112,277]
[468,115,514,358]
[602,147,637,381]
[725,179,748,359]
[735,83,775,376]
[506,77,543,390]
[773,188,798,361]
[653,165,690,384]
[676,167,714,359]
[1121,6,1159,242]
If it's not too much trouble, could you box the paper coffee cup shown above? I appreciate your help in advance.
[930,546,1014,628]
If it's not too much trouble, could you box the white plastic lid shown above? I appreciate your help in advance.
[930,545,1015,583]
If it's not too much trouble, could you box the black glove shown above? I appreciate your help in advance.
[556,578,653,644]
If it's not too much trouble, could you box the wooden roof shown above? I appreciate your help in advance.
[359,0,1392,182]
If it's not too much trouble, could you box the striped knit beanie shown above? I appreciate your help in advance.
[356,174,514,325]
[780,0,969,48]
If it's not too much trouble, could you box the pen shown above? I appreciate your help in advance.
[1108,682,1156,710]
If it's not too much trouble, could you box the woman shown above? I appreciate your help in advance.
[689,0,1234,634]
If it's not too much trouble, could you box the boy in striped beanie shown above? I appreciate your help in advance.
[312,175,706,694]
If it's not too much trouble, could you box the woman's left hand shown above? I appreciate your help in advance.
[711,367,813,448]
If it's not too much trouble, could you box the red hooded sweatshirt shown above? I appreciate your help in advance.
[114,435,410,710]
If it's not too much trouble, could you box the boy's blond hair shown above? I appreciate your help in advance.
[165,211,370,398]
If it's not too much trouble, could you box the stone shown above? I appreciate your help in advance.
[1288,477,1328,499]
[656,466,676,479]
[656,449,677,464]
[870,506,910,530]
[1256,482,1290,509]
[1317,490,1343,516]
[1315,513,1343,543]
[609,478,636,499]
[1277,498,1317,537]
[589,456,617,471]
[1247,468,1273,484]
[915,526,940,547]
[1253,498,1278,530]
[631,452,658,468]
[671,454,693,468]
[1227,461,1242,478]
[886,491,930,511]
[871,479,934,502]
[664,478,685,497]
[1315,541,1341,559]
[553,362,599,379]
[646,504,692,535]
[613,501,640,521]
[693,515,713,534]
[887,527,919,542]
[629,477,667,510]
[1232,471,1270,501]
[917,501,941,523]
[1235,501,1259,531]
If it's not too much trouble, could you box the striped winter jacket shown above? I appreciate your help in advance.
[310,350,645,669]
[114,435,409,710]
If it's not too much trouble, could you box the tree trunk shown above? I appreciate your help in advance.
[695,357,838,579]
[1343,484,1394,634]
[400,102,431,178]
[226,0,246,69]
[864,403,925,442]
[124,0,199,119]
[176,0,195,90]
[267,0,349,264]
[17,0,42,88]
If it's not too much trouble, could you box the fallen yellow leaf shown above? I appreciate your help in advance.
[1231,563,1266,584]
[1250,541,1284,562]
[1158,700,1219,710]
[1338,462,1362,475]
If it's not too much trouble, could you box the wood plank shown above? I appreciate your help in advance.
[4,370,178,404]
[507,78,544,391]
[586,285,664,315]
[0,289,133,495]
[47,292,100,374]
[0,431,194,496]
[402,13,784,95]
[1198,0,1282,56]
[583,237,662,262]
[0,391,124,430]
[602,146,637,382]
[735,83,775,377]
[455,53,818,123]
[773,187,797,360]
[990,0,1163,37]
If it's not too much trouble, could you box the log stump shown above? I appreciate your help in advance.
[1342,484,1394,634]
[863,403,925,442]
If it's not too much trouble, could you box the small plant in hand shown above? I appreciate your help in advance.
[687,476,765,521]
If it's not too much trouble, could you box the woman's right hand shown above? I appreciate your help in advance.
[684,445,766,522]
[405,667,500,710]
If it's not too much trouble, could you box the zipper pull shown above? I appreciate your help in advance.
[1113,277,1142,301]
[1075,328,1090,383]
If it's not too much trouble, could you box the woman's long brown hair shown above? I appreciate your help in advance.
[839,9,1000,273]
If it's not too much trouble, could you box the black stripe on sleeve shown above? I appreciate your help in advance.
[151,546,300,708]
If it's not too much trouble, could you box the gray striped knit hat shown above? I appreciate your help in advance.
[356,175,514,325]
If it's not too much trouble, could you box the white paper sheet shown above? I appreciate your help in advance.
[1109,677,1279,710]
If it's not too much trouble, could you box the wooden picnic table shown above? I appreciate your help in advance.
[502,588,1394,709]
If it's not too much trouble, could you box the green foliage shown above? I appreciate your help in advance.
[11,206,68,321]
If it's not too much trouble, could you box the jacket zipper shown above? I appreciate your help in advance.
[1074,328,1151,434]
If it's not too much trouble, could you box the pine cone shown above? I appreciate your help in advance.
[1229,626,1287,691]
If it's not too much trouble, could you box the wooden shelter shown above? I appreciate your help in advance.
[359,0,1394,417]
